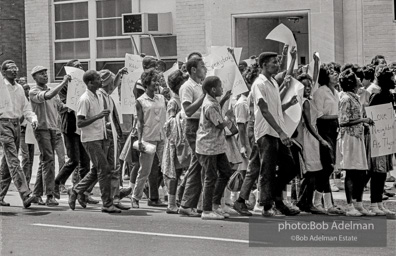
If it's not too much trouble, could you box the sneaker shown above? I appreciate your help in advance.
[233,200,253,216]
[386,175,396,182]
[33,196,46,206]
[201,211,225,220]
[178,207,201,217]
[102,205,122,213]
[60,184,68,194]
[67,188,77,210]
[253,203,263,213]
[327,206,345,215]
[131,198,139,208]
[214,207,230,218]
[345,205,363,217]
[86,196,99,204]
[368,206,386,216]
[166,206,179,214]
[262,208,276,217]
[378,204,396,215]
[46,196,59,207]
[355,206,376,216]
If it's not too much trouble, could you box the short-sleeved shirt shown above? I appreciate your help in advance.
[179,78,203,119]
[29,84,60,131]
[167,95,181,118]
[250,74,286,142]
[196,94,226,155]
[137,93,167,141]
[234,94,249,124]
[77,89,106,142]
[313,85,339,117]
[338,92,363,138]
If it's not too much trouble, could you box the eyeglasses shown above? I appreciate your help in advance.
[6,67,19,72]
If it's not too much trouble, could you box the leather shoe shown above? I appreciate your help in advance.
[384,191,395,197]
[23,195,36,208]
[275,202,300,216]
[0,199,10,206]
[54,184,60,199]
[67,188,77,210]
[77,194,87,208]
[102,205,122,213]
[46,196,59,207]
[114,201,131,210]
[86,195,99,204]
[119,187,132,200]
[147,199,167,207]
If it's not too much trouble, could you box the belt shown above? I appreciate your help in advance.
[0,118,20,122]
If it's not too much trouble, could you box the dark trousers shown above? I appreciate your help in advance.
[55,132,90,187]
[33,129,57,197]
[257,135,296,209]
[297,172,316,207]
[165,168,183,196]
[370,172,386,203]
[20,128,35,187]
[0,119,30,200]
[74,139,113,208]
[197,153,232,212]
[344,170,367,204]
[181,119,204,209]
[316,119,338,193]
[239,143,260,200]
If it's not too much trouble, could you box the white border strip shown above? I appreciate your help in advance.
[33,224,249,244]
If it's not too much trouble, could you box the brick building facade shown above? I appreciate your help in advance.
[21,0,396,83]
[0,0,26,77]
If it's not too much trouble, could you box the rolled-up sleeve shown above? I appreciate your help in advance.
[29,87,47,103]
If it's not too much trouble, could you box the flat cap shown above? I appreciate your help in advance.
[31,66,47,76]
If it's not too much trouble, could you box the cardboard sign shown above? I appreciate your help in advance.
[121,53,143,114]
[282,78,304,136]
[0,73,12,113]
[365,103,396,157]
[65,67,86,111]
[266,23,298,70]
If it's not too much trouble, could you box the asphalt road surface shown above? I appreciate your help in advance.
[1,191,395,256]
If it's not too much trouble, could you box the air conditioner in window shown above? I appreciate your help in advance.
[122,12,173,35]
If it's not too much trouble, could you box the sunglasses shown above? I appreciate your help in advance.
[6,67,19,72]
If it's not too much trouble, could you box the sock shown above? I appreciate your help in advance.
[323,193,333,210]
[313,191,323,207]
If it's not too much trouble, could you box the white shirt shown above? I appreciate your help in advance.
[179,78,203,120]
[1,79,37,123]
[313,85,339,117]
[250,74,286,142]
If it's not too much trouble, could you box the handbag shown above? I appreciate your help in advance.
[227,170,244,192]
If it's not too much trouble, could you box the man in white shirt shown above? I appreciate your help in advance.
[0,60,37,208]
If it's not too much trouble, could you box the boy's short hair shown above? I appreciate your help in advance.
[297,73,313,83]
[202,76,221,93]
[258,52,278,68]
[66,59,79,67]
[83,70,98,85]
[186,56,203,75]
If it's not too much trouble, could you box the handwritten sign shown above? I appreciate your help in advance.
[0,73,12,113]
[121,53,143,114]
[65,67,86,111]
[365,103,396,157]
[282,78,304,136]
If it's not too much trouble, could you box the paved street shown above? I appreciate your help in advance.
[0,155,395,256]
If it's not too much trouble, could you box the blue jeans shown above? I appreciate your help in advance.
[197,153,232,211]
[0,119,31,200]
[180,119,204,209]
[33,129,57,197]
[75,139,113,208]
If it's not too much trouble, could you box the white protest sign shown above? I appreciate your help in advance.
[0,73,12,114]
[121,53,143,114]
[65,67,86,111]
[243,58,256,67]
[110,89,123,124]
[25,123,37,145]
[365,103,396,157]
[282,78,304,136]
[307,52,321,94]
[163,62,179,87]
[266,23,298,70]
